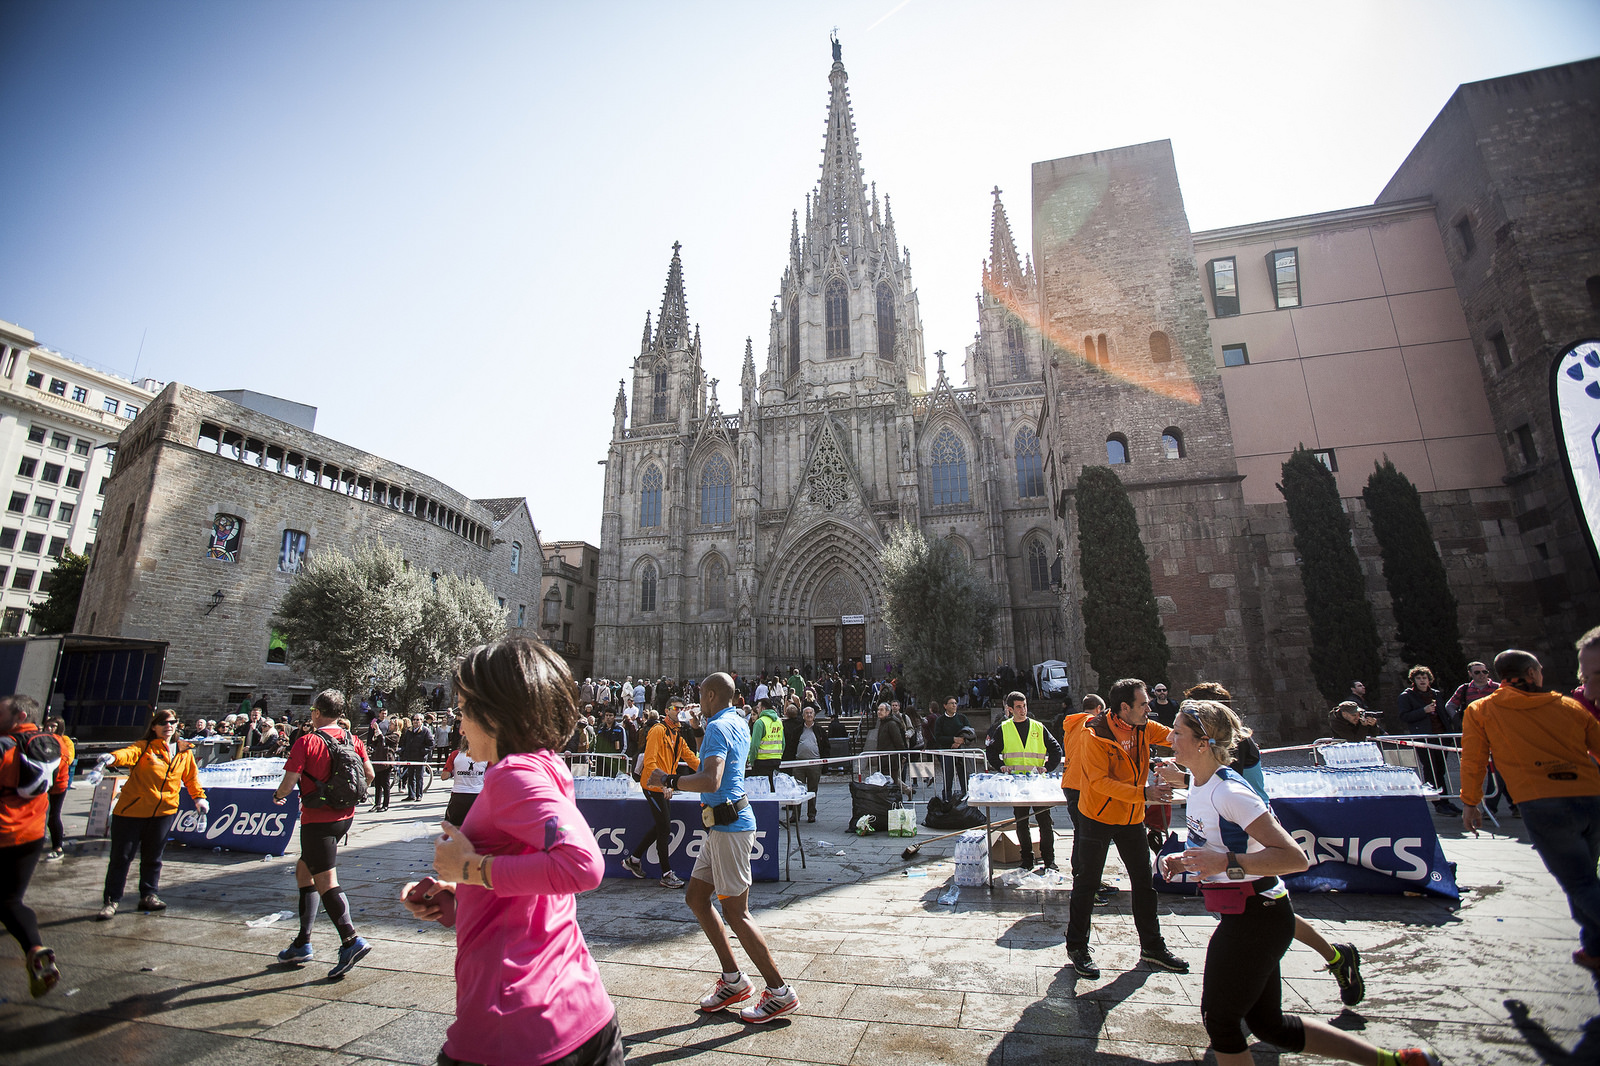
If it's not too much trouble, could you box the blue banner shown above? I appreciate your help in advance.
[577,796,781,882]
[170,788,300,856]
[1154,794,1458,900]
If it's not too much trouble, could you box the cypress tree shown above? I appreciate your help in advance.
[1075,465,1169,691]
[1362,458,1468,689]
[1278,447,1383,703]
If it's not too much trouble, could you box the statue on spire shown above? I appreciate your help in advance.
[831,30,841,63]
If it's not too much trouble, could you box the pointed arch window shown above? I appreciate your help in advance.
[930,428,970,506]
[1149,331,1172,363]
[639,562,657,613]
[1097,334,1110,366]
[704,555,727,611]
[639,465,663,528]
[825,277,850,359]
[1106,434,1129,465]
[1014,426,1044,498]
[876,282,895,361]
[1027,538,1051,592]
[1007,323,1027,379]
[699,454,732,525]
[788,298,801,376]
[652,364,668,421]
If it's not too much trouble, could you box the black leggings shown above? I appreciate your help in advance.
[103,813,176,903]
[443,791,478,829]
[372,767,392,808]
[633,790,674,868]
[47,791,66,851]
[1201,888,1308,1055]
[0,838,44,952]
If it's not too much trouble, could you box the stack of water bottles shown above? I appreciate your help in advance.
[1263,764,1426,799]
[744,772,808,800]
[573,773,644,799]
[952,829,989,887]
[966,772,1063,805]
[196,758,287,789]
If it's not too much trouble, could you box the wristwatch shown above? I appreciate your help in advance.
[1225,851,1246,880]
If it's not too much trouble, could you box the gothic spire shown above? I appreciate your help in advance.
[653,242,690,350]
[742,337,756,389]
[640,311,652,353]
[985,187,1029,298]
[814,35,869,251]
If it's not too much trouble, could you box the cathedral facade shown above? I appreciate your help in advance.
[593,47,1057,681]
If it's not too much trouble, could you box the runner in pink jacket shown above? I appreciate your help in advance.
[403,637,620,1066]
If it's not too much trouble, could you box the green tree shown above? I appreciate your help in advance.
[395,571,506,713]
[1362,458,1467,689]
[272,541,425,698]
[879,524,998,706]
[1075,466,1170,691]
[31,550,89,634]
[1278,446,1383,703]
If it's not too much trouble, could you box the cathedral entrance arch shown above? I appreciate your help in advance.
[762,521,885,675]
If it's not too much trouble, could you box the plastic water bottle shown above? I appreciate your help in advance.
[87,768,104,787]
[196,813,208,833]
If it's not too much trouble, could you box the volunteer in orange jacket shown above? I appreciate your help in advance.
[1063,677,1186,980]
[1461,649,1600,973]
[44,716,75,860]
[93,708,207,920]
[622,709,700,888]
[1,694,63,997]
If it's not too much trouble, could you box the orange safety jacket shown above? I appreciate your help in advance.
[1059,712,1092,791]
[1460,684,1600,806]
[1073,711,1172,826]
[108,738,206,818]
[639,722,701,794]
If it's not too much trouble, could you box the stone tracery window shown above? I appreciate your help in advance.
[876,282,895,360]
[825,277,850,359]
[1027,538,1051,592]
[788,297,801,376]
[930,427,970,506]
[639,465,663,528]
[1007,323,1027,379]
[1014,426,1044,498]
[699,454,732,525]
[652,364,668,421]
[704,555,727,611]
[639,562,657,613]
[806,429,851,511]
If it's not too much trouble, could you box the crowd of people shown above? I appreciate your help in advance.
[1,626,1597,1066]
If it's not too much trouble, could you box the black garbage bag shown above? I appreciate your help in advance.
[848,780,900,833]
[923,792,988,830]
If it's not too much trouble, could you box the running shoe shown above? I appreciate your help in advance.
[27,947,59,999]
[1067,946,1100,979]
[739,986,799,1023]
[1093,888,1115,906]
[96,902,116,921]
[1328,942,1365,1005]
[44,848,63,862]
[1394,1046,1442,1066]
[699,974,753,1012]
[139,895,166,912]
[622,855,645,879]
[660,871,686,889]
[329,935,370,978]
[1140,945,1190,973]
[278,940,314,964]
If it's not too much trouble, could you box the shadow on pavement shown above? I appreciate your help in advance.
[1506,997,1600,1065]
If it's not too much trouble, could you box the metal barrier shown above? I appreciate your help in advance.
[780,749,988,802]
[562,752,632,779]
[1263,733,1511,823]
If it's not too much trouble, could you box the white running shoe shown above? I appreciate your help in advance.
[699,974,752,1012]
[739,986,799,1024]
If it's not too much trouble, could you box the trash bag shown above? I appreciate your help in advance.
[849,780,900,833]
[923,793,988,830]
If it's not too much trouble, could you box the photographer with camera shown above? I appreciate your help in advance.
[1327,701,1382,743]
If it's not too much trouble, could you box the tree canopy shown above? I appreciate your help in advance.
[1076,465,1169,693]
[879,524,998,706]
[1362,458,1467,690]
[32,550,89,635]
[272,541,505,709]
[1278,447,1383,703]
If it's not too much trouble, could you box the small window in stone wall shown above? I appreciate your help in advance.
[1149,331,1172,363]
[289,693,312,707]
[158,689,182,703]
[279,529,308,572]
[267,629,288,665]
[1106,434,1129,465]
[1162,429,1186,460]
[208,514,243,562]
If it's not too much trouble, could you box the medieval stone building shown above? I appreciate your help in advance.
[594,45,1055,680]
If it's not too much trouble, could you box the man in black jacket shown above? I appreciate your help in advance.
[931,697,975,800]
[782,706,830,821]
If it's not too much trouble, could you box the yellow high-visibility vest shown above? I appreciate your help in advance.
[1000,717,1046,773]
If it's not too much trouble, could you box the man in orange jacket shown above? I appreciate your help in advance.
[1063,678,1186,979]
[624,708,701,888]
[0,694,62,997]
[1461,648,1600,973]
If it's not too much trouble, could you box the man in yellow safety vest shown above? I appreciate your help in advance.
[984,691,1063,870]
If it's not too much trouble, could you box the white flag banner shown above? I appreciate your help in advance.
[1554,339,1600,570]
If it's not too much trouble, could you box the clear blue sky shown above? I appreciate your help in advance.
[3,1,1596,546]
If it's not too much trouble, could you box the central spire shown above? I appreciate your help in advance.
[815,35,869,250]
[654,242,690,350]
[984,187,1030,299]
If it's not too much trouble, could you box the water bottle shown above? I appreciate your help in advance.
[196,813,208,833]
[87,768,104,787]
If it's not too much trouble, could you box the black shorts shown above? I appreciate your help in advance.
[299,818,352,875]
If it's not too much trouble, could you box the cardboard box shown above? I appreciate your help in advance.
[989,828,1021,865]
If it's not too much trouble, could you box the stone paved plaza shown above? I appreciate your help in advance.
[2,780,1594,1064]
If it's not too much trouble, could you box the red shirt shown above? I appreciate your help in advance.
[286,725,368,824]
[0,724,48,846]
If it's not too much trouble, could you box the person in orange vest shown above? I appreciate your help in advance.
[43,716,76,860]
[1061,694,1115,906]
[0,694,63,997]
[93,709,207,920]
